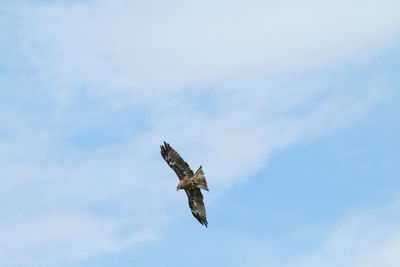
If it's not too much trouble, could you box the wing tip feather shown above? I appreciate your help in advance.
[198,218,208,227]
[160,141,170,158]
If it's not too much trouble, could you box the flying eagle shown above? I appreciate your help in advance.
[160,141,209,227]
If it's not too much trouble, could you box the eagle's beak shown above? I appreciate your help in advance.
[176,186,179,191]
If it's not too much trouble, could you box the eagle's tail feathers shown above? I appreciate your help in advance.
[194,165,209,191]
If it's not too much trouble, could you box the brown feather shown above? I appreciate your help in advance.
[160,141,194,180]
[186,188,208,227]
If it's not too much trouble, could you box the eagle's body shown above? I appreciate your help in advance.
[160,141,209,227]
[177,175,208,191]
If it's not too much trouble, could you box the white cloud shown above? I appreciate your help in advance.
[240,202,400,267]
[0,157,166,266]
[291,203,400,267]
[15,0,400,97]
[0,213,157,266]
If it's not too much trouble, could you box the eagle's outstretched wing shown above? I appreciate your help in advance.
[160,141,194,180]
[186,188,208,227]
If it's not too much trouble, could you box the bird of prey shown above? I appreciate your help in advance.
[160,141,209,227]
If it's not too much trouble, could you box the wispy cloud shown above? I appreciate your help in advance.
[7,0,400,96]
[0,213,157,266]
[292,201,400,267]
[241,200,400,267]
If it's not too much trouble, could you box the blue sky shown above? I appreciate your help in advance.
[1,0,400,266]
